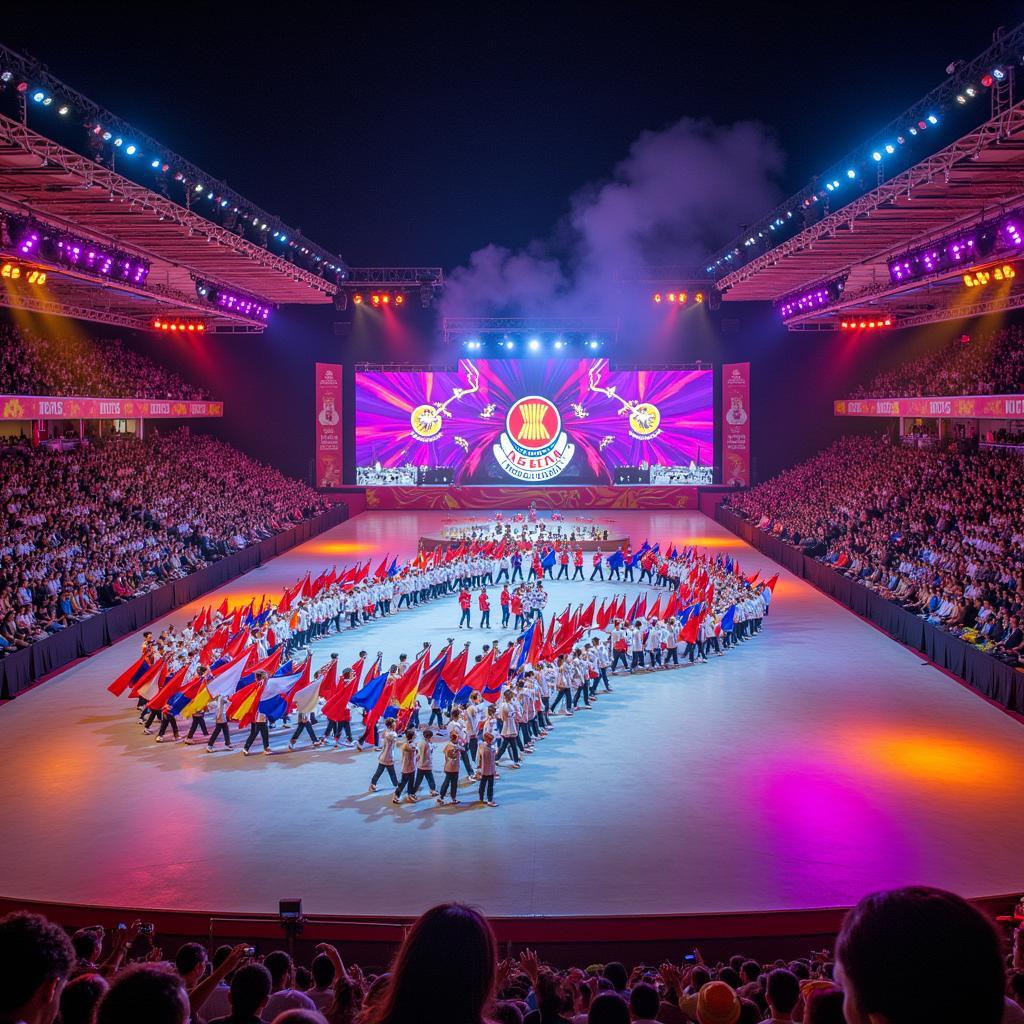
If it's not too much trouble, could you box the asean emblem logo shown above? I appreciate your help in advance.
[506,396,561,454]
[410,404,444,442]
[628,401,661,439]
[494,396,574,481]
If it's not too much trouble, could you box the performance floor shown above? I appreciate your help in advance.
[2,509,1024,922]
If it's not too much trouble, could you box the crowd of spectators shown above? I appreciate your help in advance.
[0,324,212,400]
[0,430,330,657]
[0,889,1021,1024]
[725,434,1024,665]
[848,325,1024,398]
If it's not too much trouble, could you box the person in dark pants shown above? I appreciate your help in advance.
[288,711,321,750]
[500,586,511,628]
[413,729,437,797]
[511,553,523,582]
[477,732,498,806]
[185,710,208,743]
[156,706,179,742]
[478,589,491,629]
[437,737,462,805]
[591,549,604,580]
[206,694,232,751]
[369,719,399,789]
[556,550,570,579]
[458,588,472,629]
[243,672,272,755]
[572,548,585,580]
[393,730,418,804]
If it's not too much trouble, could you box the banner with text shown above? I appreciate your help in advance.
[0,395,223,420]
[722,362,751,487]
[835,395,1024,419]
[315,363,343,488]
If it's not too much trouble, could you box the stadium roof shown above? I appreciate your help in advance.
[706,23,1024,330]
[0,44,343,332]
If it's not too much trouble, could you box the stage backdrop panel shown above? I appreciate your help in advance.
[722,362,751,486]
[355,359,713,486]
[314,363,342,488]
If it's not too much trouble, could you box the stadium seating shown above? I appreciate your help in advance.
[0,430,328,656]
[725,434,1024,666]
[0,324,211,400]
[848,324,1024,398]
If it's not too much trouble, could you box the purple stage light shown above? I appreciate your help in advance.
[778,276,846,320]
[17,231,39,256]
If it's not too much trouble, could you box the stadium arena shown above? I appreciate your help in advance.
[0,12,1023,1024]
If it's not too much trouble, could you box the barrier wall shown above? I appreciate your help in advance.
[715,507,1024,713]
[0,504,349,699]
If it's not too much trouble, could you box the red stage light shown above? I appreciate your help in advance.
[679,291,687,304]
[371,294,381,306]
[653,293,663,303]
[353,293,363,305]
[395,293,405,306]
[981,74,994,88]
[382,293,391,304]
[667,292,677,303]
[695,292,704,303]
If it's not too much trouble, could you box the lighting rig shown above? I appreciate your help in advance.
[4,214,150,286]
[193,279,272,323]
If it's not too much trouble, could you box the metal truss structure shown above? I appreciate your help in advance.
[442,317,617,346]
[341,267,444,286]
[707,99,1024,330]
[0,44,343,277]
[706,24,1024,277]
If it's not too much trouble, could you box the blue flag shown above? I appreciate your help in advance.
[515,621,538,670]
[607,550,624,569]
[350,671,389,710]
[542,548,556,569]
[720,606,736,633]
[387,558,399,577]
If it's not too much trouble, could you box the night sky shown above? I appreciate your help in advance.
[6,4,1024,271]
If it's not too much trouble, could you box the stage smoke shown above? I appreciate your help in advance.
[441,118,784,320]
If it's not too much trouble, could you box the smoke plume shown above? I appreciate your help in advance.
[441,118,785,319]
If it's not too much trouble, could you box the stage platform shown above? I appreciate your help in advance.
[1,509,1023,944]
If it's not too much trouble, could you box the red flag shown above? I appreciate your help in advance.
[217,597,229,617]
[356,560,371,584]
[284,659,313,710]
[317,659,340,700]
[663,592,680,619]
[362,677,396,739]
[624,595,640,623]
[596,599,612,632]
[526,619,544,664]
[373,555,390,582]
[463,649,495,692]
[130,658,166,700]
[300,573,313,598]
[107,655,148,697]
[551,627,584,661]
[765,573,780,592]
[580,598,596,630]
[647,596,662,621]
[199,625,230,666]
[420,642,453,700]
[321,665,362,721]
[489,645,515,688]
[223,627,251,662]
[745,571,760,586]
[636,594,648,620]
[442,645,469,693]
[146,665,188,711]
[681,613,702,645]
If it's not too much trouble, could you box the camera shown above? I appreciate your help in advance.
[244,946,257,957]
[139,923,154,935]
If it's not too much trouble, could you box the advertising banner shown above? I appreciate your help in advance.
[722,362,750,486]
[0,395,223,420]
[314,363,343,489]
[834,395,1024,419]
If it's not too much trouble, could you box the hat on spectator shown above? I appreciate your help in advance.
[696,981,740,1024]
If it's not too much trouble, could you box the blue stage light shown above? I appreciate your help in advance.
[151,159,160,168]
[884,144,895,154]
[927,114,938,124]
[872,151,882,161]
[528,339,541,352]
[125,145,136,155]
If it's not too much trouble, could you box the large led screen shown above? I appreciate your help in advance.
[355,358,713,486]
